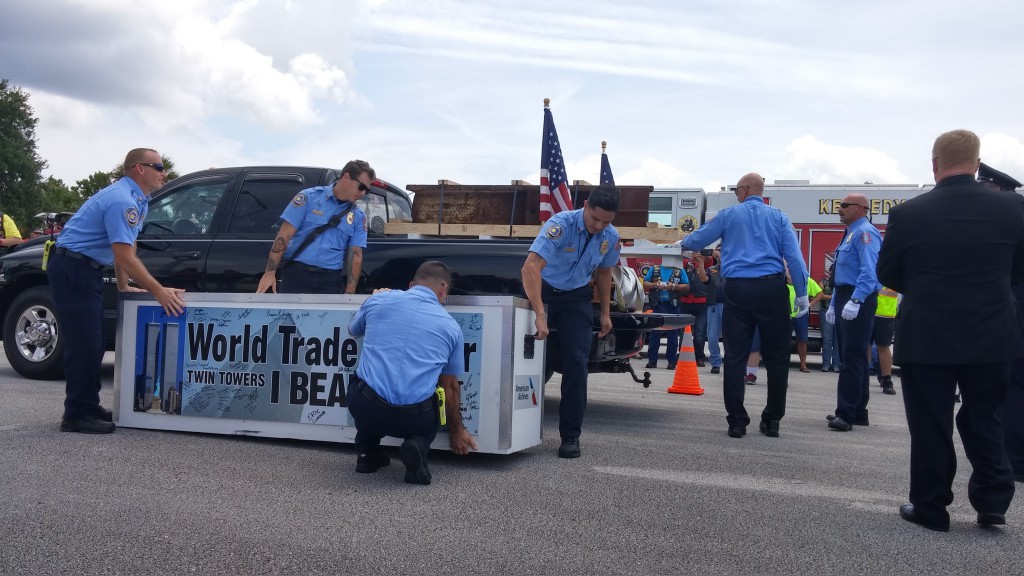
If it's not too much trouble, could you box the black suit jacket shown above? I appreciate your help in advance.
[877,174,1024,365]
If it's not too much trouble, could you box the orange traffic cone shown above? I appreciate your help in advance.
[667,325,704,395]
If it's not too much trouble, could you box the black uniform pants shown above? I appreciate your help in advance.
[833,287,877,422]
[1003,284,1024,480]
[721,274,790,427]
[280,264,346,294]
[901,362,1016,519]
[542,283,594,440]
[346,376,439,455]
[47,252,106,420]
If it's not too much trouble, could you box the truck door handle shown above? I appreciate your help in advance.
[173,251,202,261]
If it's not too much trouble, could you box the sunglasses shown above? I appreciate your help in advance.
[138,162,165,172]
[839,202,866,209]
[357,182,370,192]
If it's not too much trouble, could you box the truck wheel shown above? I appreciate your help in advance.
[3,286,65,380]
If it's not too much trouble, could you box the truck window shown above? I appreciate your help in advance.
[387,189,412,221]
[142,177,231,236]
[228,174,307,235]
[648,196,674,227]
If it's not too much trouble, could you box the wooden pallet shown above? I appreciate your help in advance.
[383,222,683,243]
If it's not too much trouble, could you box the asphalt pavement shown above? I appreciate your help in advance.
[1,351,1021,575]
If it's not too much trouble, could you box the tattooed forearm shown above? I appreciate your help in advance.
[265,237,288,272]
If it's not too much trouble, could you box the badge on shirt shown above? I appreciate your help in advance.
[291,192,307,207]
[600,239,609,255]
[346,212,355,225]
[125,207,140,226]
[546,225,562,239]
[312,209,323,216]
[861,232,872,244]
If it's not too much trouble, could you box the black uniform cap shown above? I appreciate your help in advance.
[978,162,1022,191]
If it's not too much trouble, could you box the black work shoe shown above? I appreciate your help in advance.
[60,416,115,434]
[399,439,432,485]
[727,425,746,438]
[759,419,780,437]
[645,362,657,369]
[882,382,896,395]
[666,362,677,370]
[355,451,390,473]
[827,414,868,426]
[977,512,1006,526]
[828,416,853,432]
[95,407,113,422]
[710,366,720,374]
[695,360,706,367]
[558,437,581,458]
[899,503,949,532]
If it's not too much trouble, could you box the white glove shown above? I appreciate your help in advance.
[794,295,809,318]
[825,302,835,324]
[841,299,861,320]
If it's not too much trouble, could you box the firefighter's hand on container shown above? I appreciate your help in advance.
[794,295,809,318]
[841,299,860,320]
[533,314,549,340]
[825,303,836,324]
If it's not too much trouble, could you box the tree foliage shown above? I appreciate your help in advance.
[39,177,81,213]
[0,79,45,229]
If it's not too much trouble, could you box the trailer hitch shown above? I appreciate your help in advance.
[622,361,652,388]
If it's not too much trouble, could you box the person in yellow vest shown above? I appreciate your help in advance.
[0,211,24,251]
[872,286,899,395]
[787,266,823,372]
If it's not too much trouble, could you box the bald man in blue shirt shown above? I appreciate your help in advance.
[347,261,476,485]
[49,148,186,434]
[522,185,621,458]
[681,173,808,439]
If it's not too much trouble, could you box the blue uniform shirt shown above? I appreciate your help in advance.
[56,177,148,265]
[834,216,882,300]
[644,265,686,303]
[280,185,368,270]
[529,209,621,291]
[680,196,808,297]
[349,285,464,405]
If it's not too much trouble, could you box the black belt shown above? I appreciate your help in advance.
[354,375,436,414]
[728,273,784,281]
[53,247,103,270]
[288,262,341,274]
[542,282,590,294]
[835,285,855,293]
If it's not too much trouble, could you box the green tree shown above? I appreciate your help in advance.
[0,79,45,230]
[39,176,82,212]
[73,170,115,200]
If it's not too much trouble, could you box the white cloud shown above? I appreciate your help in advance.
[981,134,1024,181]
[774,136,908,185]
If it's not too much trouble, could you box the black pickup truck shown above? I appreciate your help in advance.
[0,166,686,383]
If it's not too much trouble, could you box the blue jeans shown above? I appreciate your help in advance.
[706,303,723,367]
[646,301,679,365]
[821,316,840,370]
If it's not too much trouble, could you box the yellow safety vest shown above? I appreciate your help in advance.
[876,287,898,318]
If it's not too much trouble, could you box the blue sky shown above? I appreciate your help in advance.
[3,0,1023,193]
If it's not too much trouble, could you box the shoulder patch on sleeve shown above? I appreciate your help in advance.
[546,225,562,239]
[125,207,141,226]
[861,231,872,244]
[291,192,308,207]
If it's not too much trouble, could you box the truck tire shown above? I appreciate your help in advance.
[3,286,65,380]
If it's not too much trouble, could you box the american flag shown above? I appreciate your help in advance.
[600,147,615,186]
[539,105,572,221]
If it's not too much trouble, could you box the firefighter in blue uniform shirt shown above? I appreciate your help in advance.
[256,160,373,294]
[825,193,882,431]
[680,173,808,439]
[643,262,687,369]
[978,162,1024,482]
[49,148,186,434]
[346,261,477,485]
[522,185,621,459]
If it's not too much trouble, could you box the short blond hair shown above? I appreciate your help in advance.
[932,130,980,167]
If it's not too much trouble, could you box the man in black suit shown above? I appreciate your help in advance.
[878,130,1024,532]
[978,162,1024,484]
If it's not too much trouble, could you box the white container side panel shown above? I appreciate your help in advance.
[113,293,543,455]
